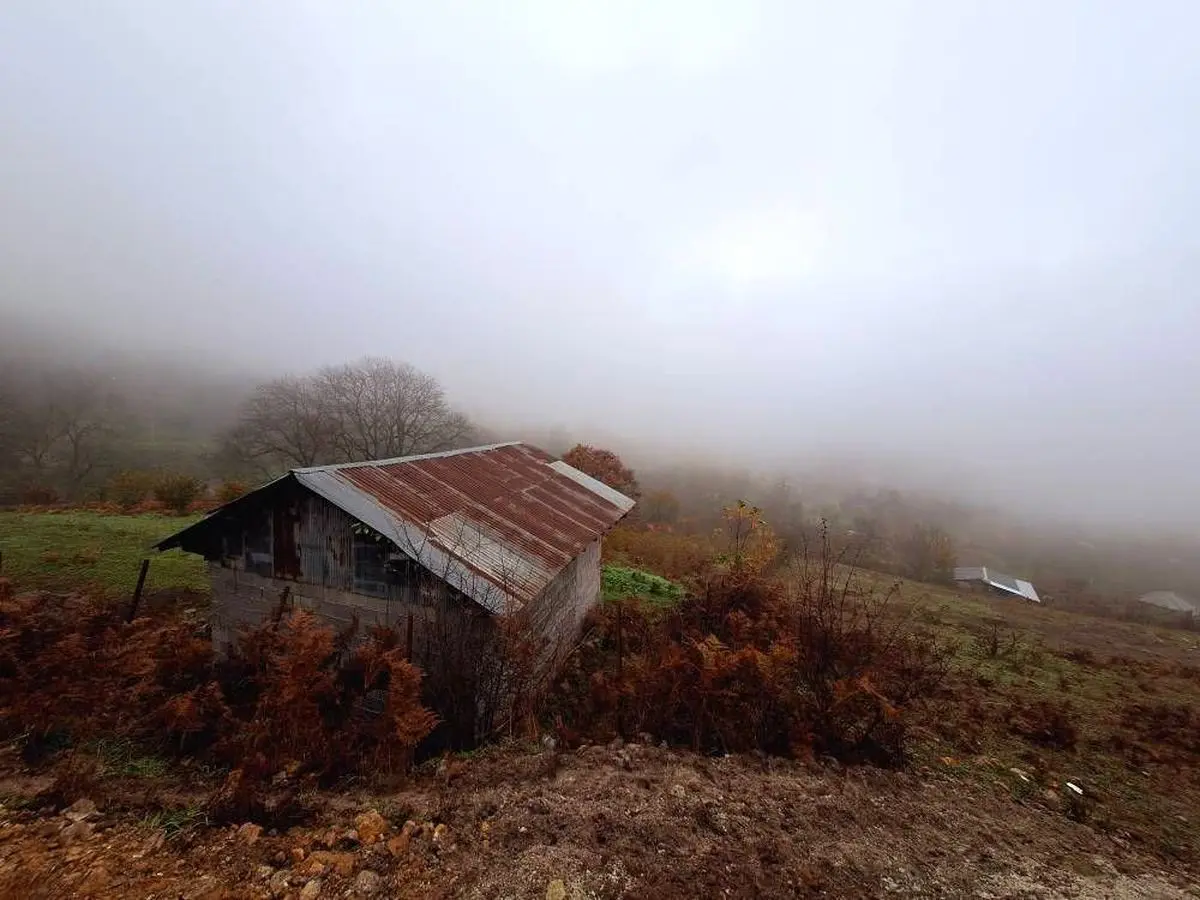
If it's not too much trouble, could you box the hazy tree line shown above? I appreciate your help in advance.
[0,355,480,504]
[1,338,1198,607]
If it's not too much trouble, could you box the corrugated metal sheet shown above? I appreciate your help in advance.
[295,443,632,611]
[1138,591,1198,614]
[955,565,1041,603]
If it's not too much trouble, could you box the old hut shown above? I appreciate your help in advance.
[156,442,635,741]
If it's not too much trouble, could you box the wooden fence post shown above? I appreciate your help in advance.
[405,612,414,662]
[615,599,625,739]
[126,558,150,623]
[271,586,292,629]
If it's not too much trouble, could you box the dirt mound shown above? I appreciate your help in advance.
[0,741,1194,899]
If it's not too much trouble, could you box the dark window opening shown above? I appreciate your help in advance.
[273,505,300,579]
[353,536,388,598]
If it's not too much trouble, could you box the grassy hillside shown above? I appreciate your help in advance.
[0,511,206,597]
[2,509,1198,861]
[788,566,1200,860]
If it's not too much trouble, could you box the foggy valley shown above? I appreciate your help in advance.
[2,4,1200,896]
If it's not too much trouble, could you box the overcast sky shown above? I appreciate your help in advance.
[1,1,1198,526]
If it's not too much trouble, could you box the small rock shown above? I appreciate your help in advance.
[298,851,356,877]
[299,879,322,900]
[385,833,411,857]
[63,798,99,822]
[272,850,287,866]
[669,784,687,800]
[432,823,450,847]
[268,870,290,898]
[237,822,263,846]
[355,810,388,845]
[59,820,94,846]
[343,828,360,845]
[256,865,275,881]
[291,846,307,863]
[546,879,567,900]
[354,870,383,895]
[78,865,110,894]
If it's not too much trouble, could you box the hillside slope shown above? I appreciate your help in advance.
[0,739,1195,900]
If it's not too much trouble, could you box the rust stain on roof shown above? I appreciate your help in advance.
[307,443,634,607]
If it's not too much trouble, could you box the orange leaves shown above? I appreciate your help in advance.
[603,525,713,581]
[716,500,780,574]
[1,591,437,782]
[561,444,640,500]
[544,559,950,766]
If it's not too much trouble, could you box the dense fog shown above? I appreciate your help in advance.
[2,3,1198,584]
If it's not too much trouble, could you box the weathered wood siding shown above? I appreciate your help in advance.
[206,488,462,656]
[208,565,445,654]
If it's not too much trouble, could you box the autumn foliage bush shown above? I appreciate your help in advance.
[603,525,715,582]
[215,479,250,504]
[0,591,436,787]
[548,517,951,766]
[153,472,205,514]
[1007,699,1078,750]
[107,470,159,510]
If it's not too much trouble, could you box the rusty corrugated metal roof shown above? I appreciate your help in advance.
[292,442,634,611]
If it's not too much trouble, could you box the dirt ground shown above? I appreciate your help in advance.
[1,740,1196,900]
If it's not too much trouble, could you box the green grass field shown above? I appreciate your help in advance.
[601,564,684,606]
[0,511,207,598]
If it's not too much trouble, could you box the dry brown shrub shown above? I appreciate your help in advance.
[603,525,714,581]
[215,480,250,504]
[45,751,102,807]
[0,592,436,788]
[1119,701,1199,759]
[107,470,158,510]
[153,473,205,515]
[1008,699,1078,750]
[219,612,438,779]
[547,531,951,766]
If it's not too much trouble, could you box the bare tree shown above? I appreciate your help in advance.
[223,358,475,475]
[3,368,124,498]
[898,523,957,584]
[319,357,474,461]
[223,375,337,472]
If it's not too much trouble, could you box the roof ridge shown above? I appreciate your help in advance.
[291,441,524,473]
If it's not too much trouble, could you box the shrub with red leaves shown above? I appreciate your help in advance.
[0,590,437,783]
[546,539,951,767]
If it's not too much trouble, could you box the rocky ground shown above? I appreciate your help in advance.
[1,740,1196,900]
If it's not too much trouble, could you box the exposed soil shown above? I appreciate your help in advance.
[1,741,1195,900]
